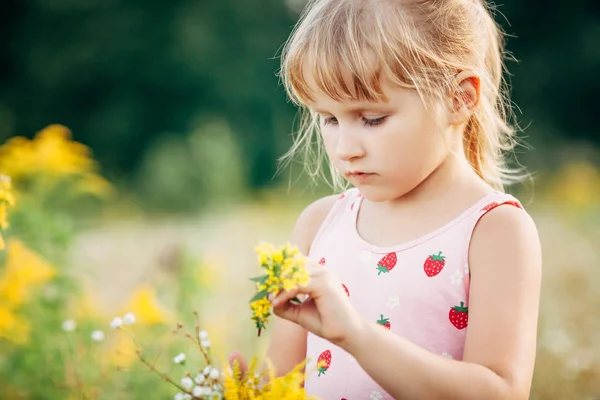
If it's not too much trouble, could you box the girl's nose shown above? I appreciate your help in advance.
[335,130,366,162]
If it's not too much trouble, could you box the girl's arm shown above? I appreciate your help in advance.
[265,195,338,376]
[342,206,542,400]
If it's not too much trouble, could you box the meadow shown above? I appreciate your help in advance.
[1,124,599,399]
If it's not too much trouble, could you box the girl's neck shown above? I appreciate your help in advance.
[373,153,491,213]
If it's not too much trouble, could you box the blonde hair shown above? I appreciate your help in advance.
[278,0,522,191]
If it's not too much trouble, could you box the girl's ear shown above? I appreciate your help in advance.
[449,70,481,126]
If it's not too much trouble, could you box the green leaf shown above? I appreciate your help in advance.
[249,289,270,303]
[249,275,269,284]
[290,297,302,304]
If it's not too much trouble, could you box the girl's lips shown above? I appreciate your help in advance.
[347,172,376,183]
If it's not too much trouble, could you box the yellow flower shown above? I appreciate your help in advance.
[121,285,172,325]
[107,331,137,367]
[250,298,272,331]
[223,357,315,400]
[0,125,112,197]
[272,251,284,264]
[0,175,14,248]
[0,239,56,308]
[250,242,310,335]
[255,242,276,265]
[0,305,30,345]
[548,161,600,209]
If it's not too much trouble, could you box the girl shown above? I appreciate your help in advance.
[231,0,542,399]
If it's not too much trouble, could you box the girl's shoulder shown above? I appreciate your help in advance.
[468,192,540,276]
[291,188,358,255]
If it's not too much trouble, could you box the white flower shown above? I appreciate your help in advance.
[450,270,463,285]
[209,368,220,379]
[441,351,453,359]
[173,353,186,365]
[201,339,211,348]
[175,394,191,400]
[194,373,205,384]
[181,377,194,390]
[174,393,185,400]
[360,250,372,263]
[385,296,400,310]
[203,366,211,375]
[123,312,136,325]
[110,317,123,329]
[62,319,76,332]
[91,330,105,341]
[464,264,470,276]
[370,390,383,400]
[192,386,203,397]
[193,386,211,395]
[208,392,223,400]
[198,330,209,340]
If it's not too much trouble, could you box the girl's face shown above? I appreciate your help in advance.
[309,76,459,203]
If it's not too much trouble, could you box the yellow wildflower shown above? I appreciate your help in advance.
[107,331,137,368]
[0,125,112,198]
[0,175,14,249]
[0,124,94,179]
[121,285,172,325]
[0,305,30,345]
[250,298,272,333]
[250,242,310,336]
[223,357,316,400]
[0,239,56,308]
[272,251,284,264]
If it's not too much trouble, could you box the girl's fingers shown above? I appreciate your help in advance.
[271,287,301,307]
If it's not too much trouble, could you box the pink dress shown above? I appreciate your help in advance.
[303,188,523,399]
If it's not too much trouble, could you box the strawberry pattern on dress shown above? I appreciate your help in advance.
[303,189,525,399]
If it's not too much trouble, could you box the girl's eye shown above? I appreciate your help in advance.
[323,117,338,126]
[363,116,387,126]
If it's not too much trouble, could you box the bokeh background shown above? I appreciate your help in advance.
[1,0,599,399]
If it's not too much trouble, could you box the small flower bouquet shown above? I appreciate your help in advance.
[107,242,316,399]
[110,311,314,400]
[249,242,309,336]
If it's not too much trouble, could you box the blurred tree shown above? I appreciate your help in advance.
[1,0,598,191]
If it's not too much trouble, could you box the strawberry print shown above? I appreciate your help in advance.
[341,283,350,296]
[423,251,446,277]
[377,314,391,330]
[505,200,522,209]
[376,252,397,276]
[481,200,522,212]
[481,201,499,212]
[449,301,468,330]
[317,350,332,376]
[318,257,326,266]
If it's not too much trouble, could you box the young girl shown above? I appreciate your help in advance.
[230,0,542,398]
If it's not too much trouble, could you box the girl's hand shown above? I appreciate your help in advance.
[271,261,365,348]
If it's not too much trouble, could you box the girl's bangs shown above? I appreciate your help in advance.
[282,16,417,107]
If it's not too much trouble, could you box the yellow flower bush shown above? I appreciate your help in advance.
[0,124,112,197]
[250,242,309,336]
[0,238,56,344]
[121,284,173,325]
[224,358,315,400]
[0,175,14,250]
[111,312,317,400]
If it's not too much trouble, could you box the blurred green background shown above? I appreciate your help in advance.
[0,0,599,399]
